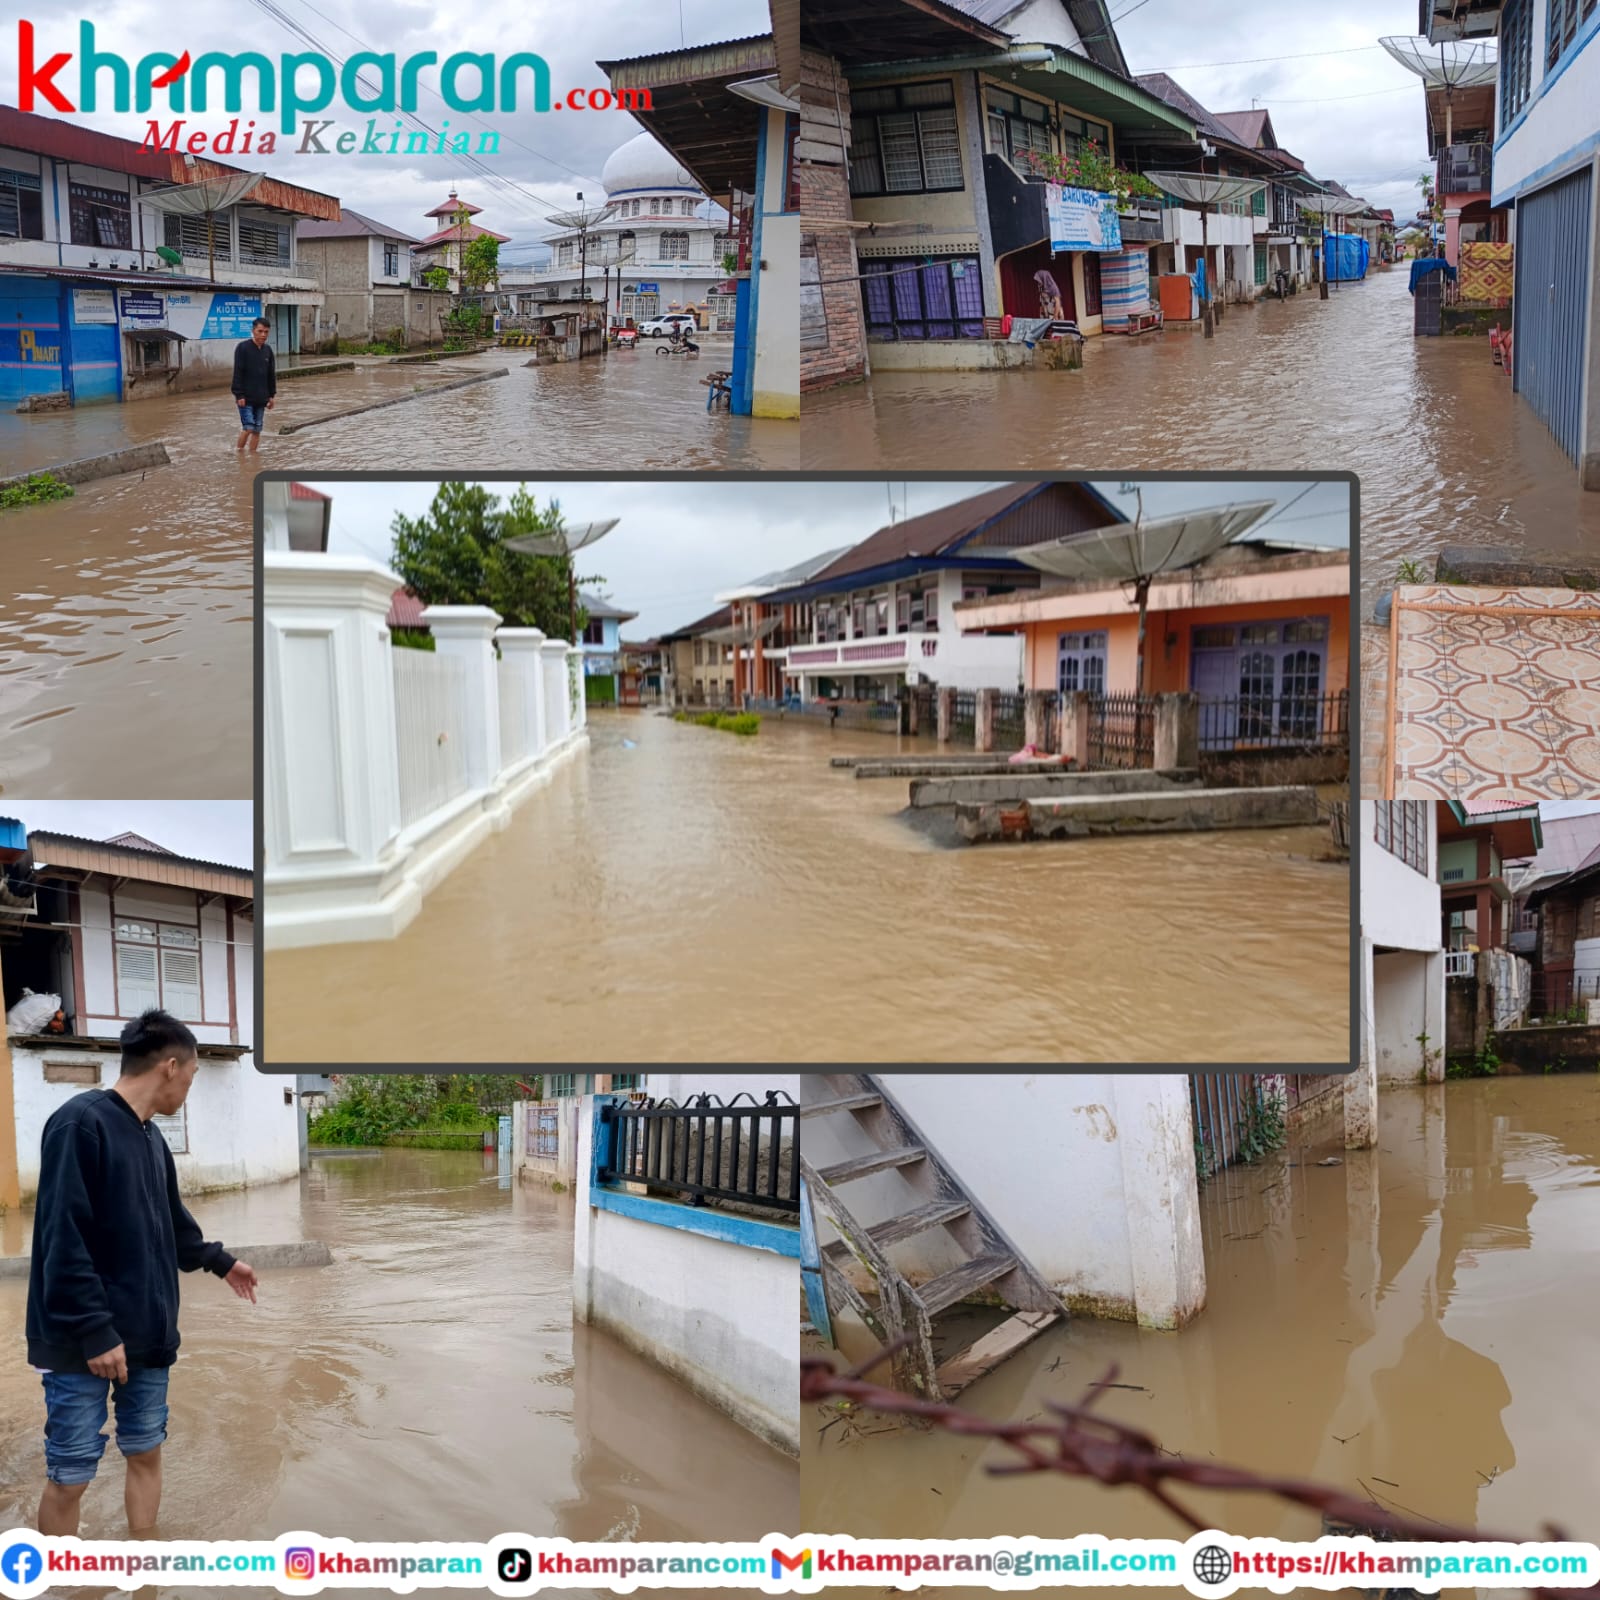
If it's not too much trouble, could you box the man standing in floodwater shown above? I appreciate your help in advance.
[231,316,277,453]
[25,1009,258,1535]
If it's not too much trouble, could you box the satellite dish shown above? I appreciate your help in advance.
[156,245,184,266]
[1379,35,1498,144]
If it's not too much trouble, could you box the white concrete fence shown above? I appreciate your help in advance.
[263,552,588,950]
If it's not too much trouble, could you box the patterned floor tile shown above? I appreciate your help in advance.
[1389,585,1600,800]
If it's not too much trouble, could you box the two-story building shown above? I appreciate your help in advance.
[410,189,510,291]
[712,545,855,706]
[1211,108,1327,291]
[578,592,639,705]
[1445,0,1600,478]
[660,605,737,707]
[798,0,1193,375]
[0,105,338,406]
[295,208,451,348]
[758,481,1125,702]
[0,826,292,1202]
[618,640,666,705]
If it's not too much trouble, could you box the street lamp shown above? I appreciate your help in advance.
[503,517,620,644]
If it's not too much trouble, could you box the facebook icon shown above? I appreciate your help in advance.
[0,1543,43,1587]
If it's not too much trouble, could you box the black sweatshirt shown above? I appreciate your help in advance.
[26,1089,235,1374]
[231,338,276,403]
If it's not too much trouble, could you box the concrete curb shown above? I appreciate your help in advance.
[0,1240,332,1279]
[278,369,509,434]
[957,785,1321,843]
[0,443,171,491]
[909,769,1202,808]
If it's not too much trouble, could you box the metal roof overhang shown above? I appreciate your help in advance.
[600,37,777,198]
[849,45,1195,137]
[802,0,1010,64]
[1420,0,1504,42]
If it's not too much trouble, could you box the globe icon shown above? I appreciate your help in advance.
[1193,1545,1232,1586]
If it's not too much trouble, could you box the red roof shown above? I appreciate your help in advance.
[425,189,483,218]
[289,483,329,501]
[388,588,429,630]
[417,221,512,248]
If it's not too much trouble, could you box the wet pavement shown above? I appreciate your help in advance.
[0,347,793,798]
[0,1148,797,1597]
[803,1076,1600,1597]
[803,269,1600,623]
[264,709,1350,1065]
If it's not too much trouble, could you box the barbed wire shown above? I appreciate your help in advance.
[803,1348,1594,1599]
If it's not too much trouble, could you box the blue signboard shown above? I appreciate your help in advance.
[119,290,166,323]
[200,294,263,339]
[635,282,659,293]
[583,654,617,675]
[1047,186,1123,253]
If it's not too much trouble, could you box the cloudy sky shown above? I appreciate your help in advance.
[12,1,1437,260]
[304,476,1350,639]
[6,802,252,868]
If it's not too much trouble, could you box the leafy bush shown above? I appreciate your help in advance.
[308,1073,531,1146]
[695,710,722,726]
[717,712,760,736]
[0,472,74,511]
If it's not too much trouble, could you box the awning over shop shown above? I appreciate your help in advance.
[131,327,187,342]
[599,35,778,199]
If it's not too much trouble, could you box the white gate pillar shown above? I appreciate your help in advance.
[422,605,503,793]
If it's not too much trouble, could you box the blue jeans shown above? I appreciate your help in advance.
[41,1368,170,1485]
[237,401,267,433]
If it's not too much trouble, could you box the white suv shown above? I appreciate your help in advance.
[640,313,698,338]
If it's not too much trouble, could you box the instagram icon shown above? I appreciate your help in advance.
[284,1548,317,1580]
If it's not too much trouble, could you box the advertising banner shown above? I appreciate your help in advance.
[1047,185,1124,253]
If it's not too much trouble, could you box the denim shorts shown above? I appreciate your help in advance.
[237,401,267,432]
[41,1368,170,1485]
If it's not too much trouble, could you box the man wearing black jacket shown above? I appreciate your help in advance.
[231,316,276,454]
[26,1010,258,1536]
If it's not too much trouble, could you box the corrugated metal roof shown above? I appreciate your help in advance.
[289,483,329,501]
[28,831,252,893]
[579,591,638,621]
[0,106,340,219]
[298,208,421,244]
[660,604,732,640]
[0,263,290,292]
[1134,74,1249,150]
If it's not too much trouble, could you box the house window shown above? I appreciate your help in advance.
[923,588,939,633]
[557,241,575,266]
[0,169,44,240]
[1502,0,1534,119]
[984,87,1052,173]
[896,593,910,631]
[237,215,290,267]
[852,597,866,636]
[681,199,697,216]
[694,640,704,666]
[165,211,232,262]
[384,242,400,275]
[1375,801,1428,878]
[617,229,636,259]
[114,919,202,1020]
[1251,187,1267,217]
[1254,242,1269,286]
[549,1073,576,1098]
[1547,0,1598,70]
[631,200,641,217]
[848,81,963,196]
[861,256,985,340]
[583,618,605,645]
[611,1073,641,1090]
[70,181,132,250]
[660,231,690,260]
[1057,631,1108,695]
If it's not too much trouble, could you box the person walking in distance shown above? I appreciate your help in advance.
[25,1010,258,1536]
[231,316,277,453]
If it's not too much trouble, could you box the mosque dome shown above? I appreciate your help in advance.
[600,132,701,197]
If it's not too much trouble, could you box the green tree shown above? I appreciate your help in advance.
[422,265,450,291]
[462,232,500,291]
[389,482,599,639]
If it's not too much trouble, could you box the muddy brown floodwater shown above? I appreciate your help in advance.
[803,269,1600,622]
[803,1076,1600,1599]
[0,348,793,797]
[0,1147,797,1599]
[263,711,1349,1065]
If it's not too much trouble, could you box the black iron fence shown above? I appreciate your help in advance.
[1529,974,1600,1021]
[1087,693,1155,770]
[1198,690,1348,752]
[951,691,977,744]
[597,1091,798,1214]
[992,691,1027,749]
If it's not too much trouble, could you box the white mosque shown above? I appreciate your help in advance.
[513,132,738,330]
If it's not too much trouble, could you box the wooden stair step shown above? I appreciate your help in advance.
[801,1091,884,1120]
[821,1199,974,1265]
[916,1251,1017,1317]
[936,1311,1061,1397]
[816,1146,927,1184]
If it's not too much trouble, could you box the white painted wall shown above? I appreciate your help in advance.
[1360,801,1442,952]
[647,1074,797,1105]
[807,1075,1204,1328]
[1494,0,1600,203]
[572,1096,798,1454]
[753,106,800,420]
[11,1047,297,1201]
[995,0,1084,51]
[1372,949,1444,1082]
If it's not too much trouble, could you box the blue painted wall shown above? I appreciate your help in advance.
[64,288,123,406]
[0,278,67,404]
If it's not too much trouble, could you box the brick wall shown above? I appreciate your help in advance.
[799,49,867,392]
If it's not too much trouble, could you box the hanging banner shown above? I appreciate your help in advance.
[201,293,263,340]
[1047,185,1123,253]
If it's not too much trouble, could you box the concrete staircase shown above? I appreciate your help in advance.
[801,1073,1065,1401]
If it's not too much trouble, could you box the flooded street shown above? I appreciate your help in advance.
[803,1076,1600,1596]
[0,1148,797,1595]
[0,349,792,797]
[804,270,1600,621]
[264,710,1348,1065]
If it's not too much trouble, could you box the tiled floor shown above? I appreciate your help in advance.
[1389,585,1600,801]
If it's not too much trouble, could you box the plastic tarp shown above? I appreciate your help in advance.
[1326,233,1370,282]
[1408,256,1459,293]
[1192,257,1208,303]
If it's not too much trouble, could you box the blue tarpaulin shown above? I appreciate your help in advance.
[1192,257,1208,303]
[1326,233,1370,282]
[1408,256,1458,294]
